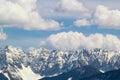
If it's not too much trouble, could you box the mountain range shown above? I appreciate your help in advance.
[0,45,120,80]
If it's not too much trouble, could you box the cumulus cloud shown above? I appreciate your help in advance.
[54,0,90,18]
[0,28,7,40]
[74,19,91,27]
[40,31,120,51]
[94,5,120,29]
[58,0,88,12]
[0,0,60,30]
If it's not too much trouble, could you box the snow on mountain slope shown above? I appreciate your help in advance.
[18,64,43,80]
[29,48,120,76]
[0,46,43,80]
[0,73,8,80]
[4,72,10,80]
[0,46,120,80]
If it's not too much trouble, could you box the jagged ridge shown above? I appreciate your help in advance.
[0,45,120,80]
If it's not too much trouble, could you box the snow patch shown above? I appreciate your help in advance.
[4,73,10,80]
[18,64,43,80]
[68,77,72,80]
[106,51,120,60]
[0,70,2,73]
[99,69,105,73]
[0,70,10,80]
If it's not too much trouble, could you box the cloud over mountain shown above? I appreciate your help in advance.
[41,31,120,51]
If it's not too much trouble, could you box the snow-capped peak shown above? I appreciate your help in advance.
[0,45,120,80]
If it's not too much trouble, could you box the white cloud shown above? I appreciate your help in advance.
[58,0,88,12]
[94,5,120,29]
[36,0,93,19]
[53,0,90,18]
[74,19,91,27]
[0,28,7,40]
[0,0,60,30]
[41,31,120,51]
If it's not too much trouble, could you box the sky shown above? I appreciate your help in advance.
[0,0,120,51]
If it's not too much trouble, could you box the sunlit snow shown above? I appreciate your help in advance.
[68,77,72,80]
[4,73,10,80]
[18,64,43,80]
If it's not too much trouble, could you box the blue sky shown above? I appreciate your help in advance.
[0,0,120,51]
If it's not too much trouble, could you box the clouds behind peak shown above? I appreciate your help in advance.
[41,31,120,51]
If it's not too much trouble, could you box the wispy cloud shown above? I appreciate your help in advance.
[74,19,91,27]
[0,28,7,40]
[56,0,88,12]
